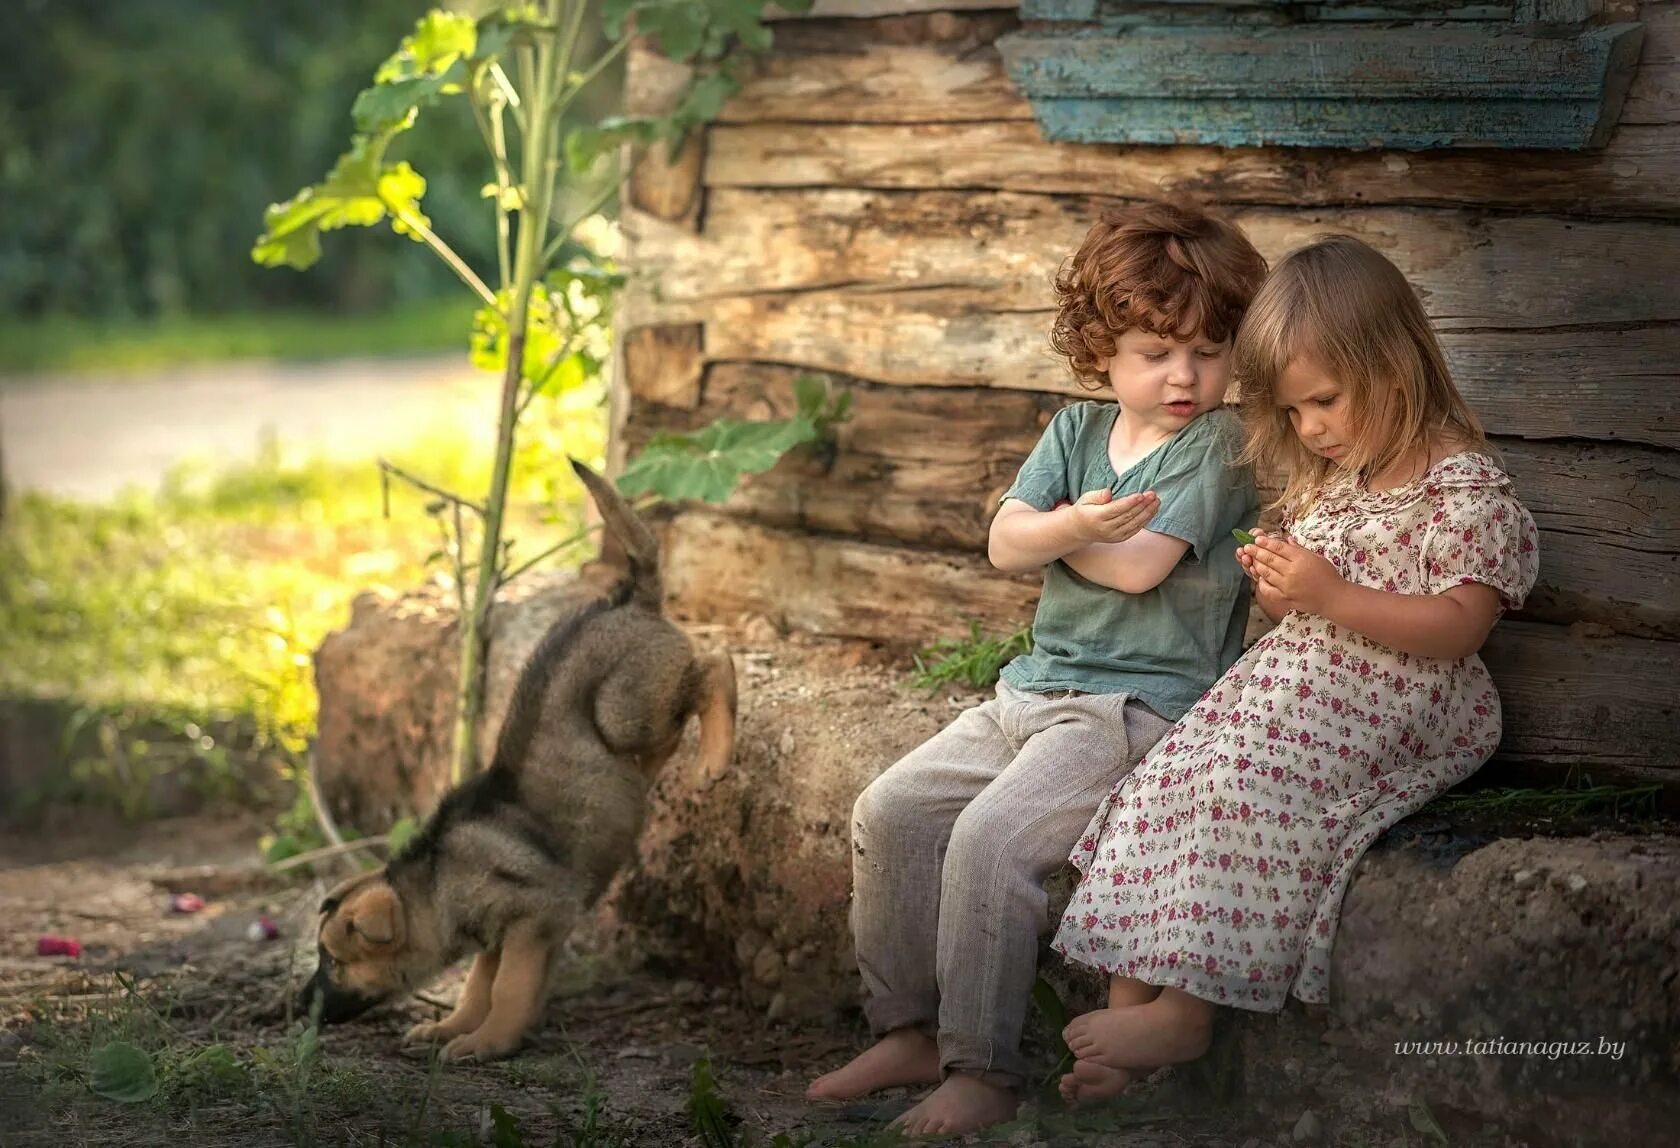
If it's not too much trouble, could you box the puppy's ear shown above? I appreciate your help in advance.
[344,882,405,952]
[319,872,376,917]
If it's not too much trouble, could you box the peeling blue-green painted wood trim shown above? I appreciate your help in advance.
[997,25,1643,102]
[999,21,1644,149]
[1027,95,1617,149]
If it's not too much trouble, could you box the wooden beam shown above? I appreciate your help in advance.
[624,325,704,409]
[636,369,1680,637]
[704,120,1680,217]
[662,511,1680,774]
[625,188,1680,329]
[626,288,1679,451]
[1624,3,1680,124]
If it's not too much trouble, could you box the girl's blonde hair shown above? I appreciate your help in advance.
[1233,234,1487,515]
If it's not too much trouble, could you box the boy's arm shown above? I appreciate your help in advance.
[988,492,1157,573]
[1062,532,1191,594]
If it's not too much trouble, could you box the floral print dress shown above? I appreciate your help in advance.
[1051,452,1540,1010]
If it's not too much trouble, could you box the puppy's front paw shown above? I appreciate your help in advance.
[441,1029,520,1063]
[403,1021,447,1046]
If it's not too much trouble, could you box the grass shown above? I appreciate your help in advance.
[909,621,1033,691]
[0,298,479,376]
[0,385,607,828]
[1438,782,1663,820]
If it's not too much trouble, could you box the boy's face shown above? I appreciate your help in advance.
[1099,329,1232,433]
[1275,356,1352,464]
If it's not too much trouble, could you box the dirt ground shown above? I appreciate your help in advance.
[0,814,1286,1148]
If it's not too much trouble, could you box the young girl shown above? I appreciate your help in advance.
[1048,234,1540,1103]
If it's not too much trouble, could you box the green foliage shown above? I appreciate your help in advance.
[252,143,431,272]
[469,247,622,397]
[0,419,595,822]
[910,623,1035,691]
[617,374,849,504]
[1438,782,1663,820]
[1408,1099,1450,1146]
[0,1,498,318]
[687,1057,737,1148]
[0,299,476,376]
[88,1041,159,1104]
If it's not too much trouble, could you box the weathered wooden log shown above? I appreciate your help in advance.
[705,119,1680,217]
[626,190,1680,329]
[632,367,1680,637]
[622,278,1678,451]
[662,510,1680,775]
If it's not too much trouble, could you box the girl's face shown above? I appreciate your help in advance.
[1275,357,1354,463]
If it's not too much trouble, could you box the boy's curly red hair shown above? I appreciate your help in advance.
[1049,201,1267,392]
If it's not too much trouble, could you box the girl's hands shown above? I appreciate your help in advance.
[1069,488,1159,545]
[1241,532,1345,616]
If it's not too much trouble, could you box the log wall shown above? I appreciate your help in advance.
[621,1,1680,778]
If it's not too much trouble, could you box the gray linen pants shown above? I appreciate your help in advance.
[850,678,1173,1088]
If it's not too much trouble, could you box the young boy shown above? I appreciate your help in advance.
[805,201,1267,1136]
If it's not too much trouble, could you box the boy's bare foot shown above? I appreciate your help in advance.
[806,1028,941,1101]
[1063,989,1213,1069]
[1058,1058,1135,1104]
[892,1072,1018,1136]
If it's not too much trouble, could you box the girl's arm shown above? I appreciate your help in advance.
[988,490,1158,574]
[1062,532,1191,595]
[1247,536,1502,659]
[1320,581,1502,661]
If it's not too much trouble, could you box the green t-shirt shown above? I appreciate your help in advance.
[998,403,1257,720]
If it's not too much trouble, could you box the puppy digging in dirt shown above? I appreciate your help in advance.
[298,459,736,1062]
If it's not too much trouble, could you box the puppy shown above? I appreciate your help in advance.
[298,459,735,1061]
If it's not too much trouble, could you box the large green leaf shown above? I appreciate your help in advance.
[89,1041,158,1104]
[252,142,429,270]
[618,417,818,505]
[374,9,477,84]
[352,61,468,136]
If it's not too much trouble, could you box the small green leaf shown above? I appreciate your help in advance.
[295,1024,320,1067]
[673,72,737,131]
[387,816,420,855]
[792,374,827,419]
[1232,527,1256,545]
[489,1104,524,1148]
[1408,1100,1449,1146]
[641,2,707,62]
[352,62,468,136]
[564,117,661,175]
[374,10,477,84]
[89,1041,158,1103]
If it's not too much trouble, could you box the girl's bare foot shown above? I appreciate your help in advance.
[1058,1058,1135,1104]
[1062,988,1214,1069]
[892,1072,1018,1136]
[806,1028,941,1100]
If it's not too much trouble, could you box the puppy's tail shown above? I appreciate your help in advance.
[570,458,660,612]
[693,651,738,783]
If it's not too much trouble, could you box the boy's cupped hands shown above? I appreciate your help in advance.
[1069,488,1160,545]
